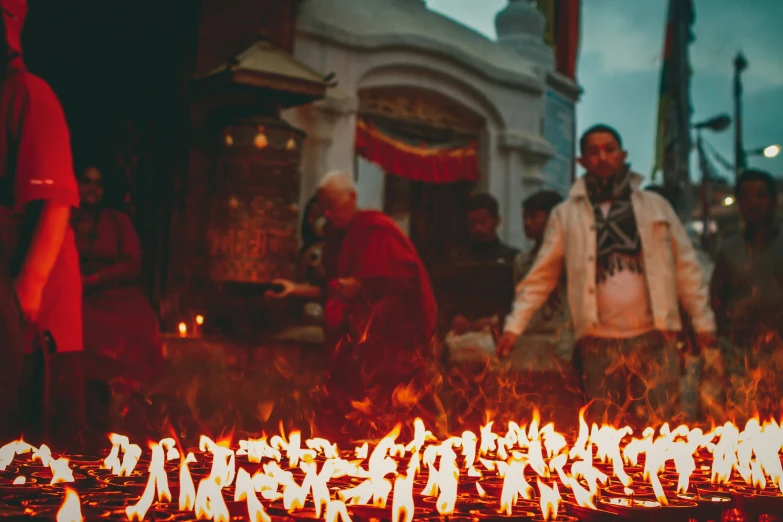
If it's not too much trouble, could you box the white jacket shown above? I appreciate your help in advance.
[504,174,715,340]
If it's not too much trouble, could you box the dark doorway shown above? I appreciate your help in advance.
[22,0,201,307]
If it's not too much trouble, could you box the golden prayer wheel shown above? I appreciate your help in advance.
[205,116,304,284]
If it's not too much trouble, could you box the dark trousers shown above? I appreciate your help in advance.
[1,351,86,449]
[576,330,679,428]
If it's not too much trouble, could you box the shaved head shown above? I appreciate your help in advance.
[316,170,358,229]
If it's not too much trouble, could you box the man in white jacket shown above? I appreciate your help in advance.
[497,125,717,427]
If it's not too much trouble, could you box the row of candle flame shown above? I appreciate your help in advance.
[2,409,782,522]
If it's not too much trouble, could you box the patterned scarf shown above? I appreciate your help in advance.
[584,165,642,282]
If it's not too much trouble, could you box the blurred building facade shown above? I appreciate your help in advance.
[283,0,581,257]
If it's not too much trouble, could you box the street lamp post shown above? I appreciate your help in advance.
[733,51,748,179]
[693,114,731,246]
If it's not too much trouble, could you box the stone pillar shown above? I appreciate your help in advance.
[498,130,552,249]
[284,93,359,214]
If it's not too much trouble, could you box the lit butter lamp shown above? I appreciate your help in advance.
[677,486,734,521]
[599,495,700,522]
[178,314,205,338]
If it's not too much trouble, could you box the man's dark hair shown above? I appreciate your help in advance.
[579,124,623,155]
[466,193,499,218]
[522,190,563,215]
[735,169,778,203]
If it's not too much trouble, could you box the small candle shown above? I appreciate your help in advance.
[194,314,204,337]
[178,322,188,337]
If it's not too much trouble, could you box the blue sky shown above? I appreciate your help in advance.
[428,0,783,181]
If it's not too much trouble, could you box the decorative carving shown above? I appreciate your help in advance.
[206,118,303,284]
[359,87,484,136]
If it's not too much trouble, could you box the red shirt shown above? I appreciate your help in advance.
[0,59,82,353]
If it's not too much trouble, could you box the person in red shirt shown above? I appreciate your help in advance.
[269,171,439,443]
[0,0,85,446]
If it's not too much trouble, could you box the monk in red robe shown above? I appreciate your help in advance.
[270,171,438,442]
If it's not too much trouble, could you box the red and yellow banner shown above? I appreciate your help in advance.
[354,120,480,184]
[537,0,581,80]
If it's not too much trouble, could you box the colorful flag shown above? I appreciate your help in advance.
[651,0,695,201]
[537,0,581,80]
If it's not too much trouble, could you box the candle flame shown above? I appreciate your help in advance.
[56,488,82,522]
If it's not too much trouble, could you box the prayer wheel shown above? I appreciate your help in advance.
[206,116,304,284]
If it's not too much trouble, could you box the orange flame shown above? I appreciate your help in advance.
[565,476,596,509]
[435,443,459,515]
[49,457,75,485]
[324,500,353,522]
[56,488,83,522]
[179,452,198,511]
[195,478,230,522]
[537,479,561,521]
[32,443,53,467]
[126,441,172,521]
[498,452,533,515]
[392,469,415,522]
[235,468,272,522]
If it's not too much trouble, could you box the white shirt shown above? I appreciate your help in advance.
[593,203,654,338]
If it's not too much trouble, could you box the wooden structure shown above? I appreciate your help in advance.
[170,21,327,339]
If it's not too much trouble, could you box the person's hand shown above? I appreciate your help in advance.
[14,274,45,323]
[450,314,471,335]
[337,277,361,301]
[497,331,519,358]
[265,278,296,299]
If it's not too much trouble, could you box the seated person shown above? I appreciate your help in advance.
[71,164,162,434]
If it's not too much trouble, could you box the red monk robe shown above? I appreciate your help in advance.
[319,210,438,442]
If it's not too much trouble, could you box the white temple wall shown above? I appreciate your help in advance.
[283,34,555,247]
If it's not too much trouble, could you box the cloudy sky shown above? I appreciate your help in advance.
[428,0,783,181]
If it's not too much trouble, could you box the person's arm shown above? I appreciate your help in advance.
[11,78,80,322]
[664,203,716,336]
[496,210,565,356]
[15,202,70,321]
[504,209,566,335]
[267,279,323,300]
[83,211,142,288]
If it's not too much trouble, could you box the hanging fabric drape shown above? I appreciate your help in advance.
[354,119,480,183]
